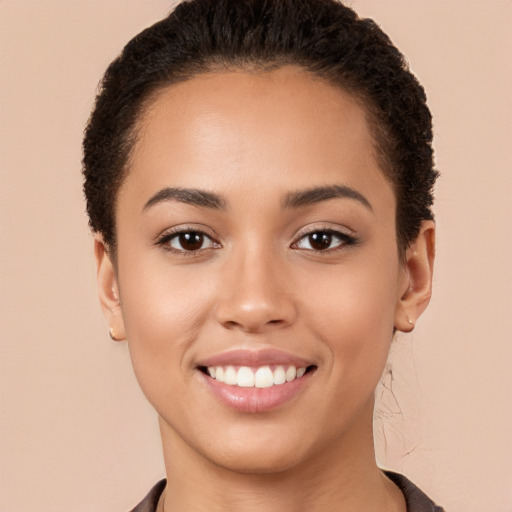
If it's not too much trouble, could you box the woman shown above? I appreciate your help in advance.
[82,0,442,510]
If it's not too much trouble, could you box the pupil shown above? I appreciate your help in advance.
[179,232,203,250]
[309,232,332,250]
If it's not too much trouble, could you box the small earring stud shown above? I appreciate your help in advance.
[109,328,124,341]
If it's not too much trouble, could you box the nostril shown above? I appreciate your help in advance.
[224,320,241,329]
[215,298,297,333]
[220,317,287,333]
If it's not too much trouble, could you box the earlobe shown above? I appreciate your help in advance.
[394,220,435,333]
[94,236,126,342]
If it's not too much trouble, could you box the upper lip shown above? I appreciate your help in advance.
[197,348,314,368]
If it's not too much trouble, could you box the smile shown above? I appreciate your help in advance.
[196,349,317,412]
[204,365,309,388]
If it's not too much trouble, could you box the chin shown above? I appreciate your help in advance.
[195,422,322,476]
[210,446,307,475]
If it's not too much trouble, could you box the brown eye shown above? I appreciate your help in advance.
[178,232,204,250]
[308,232,332,251]
[293,230,355,252]
[166,231,216,252]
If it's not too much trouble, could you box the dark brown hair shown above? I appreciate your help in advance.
[83,0,438,253]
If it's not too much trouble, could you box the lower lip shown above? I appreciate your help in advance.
[199,370,314,413]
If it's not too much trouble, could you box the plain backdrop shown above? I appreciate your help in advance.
[0,1,511,510]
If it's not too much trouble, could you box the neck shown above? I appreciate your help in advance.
[158,404,406,512]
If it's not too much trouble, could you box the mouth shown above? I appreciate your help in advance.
[196,349,317,412]
[198,364,317,388]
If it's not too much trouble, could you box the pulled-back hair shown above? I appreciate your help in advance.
[83,0,438,253]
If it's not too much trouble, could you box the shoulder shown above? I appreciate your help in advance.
[129,479,166,512]
[384,471,445,512]
[128,474,445,512]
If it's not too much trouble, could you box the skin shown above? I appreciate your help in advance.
[95,66,435,511]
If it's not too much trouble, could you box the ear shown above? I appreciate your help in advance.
[394,220,435,333]
[94,236,126,342]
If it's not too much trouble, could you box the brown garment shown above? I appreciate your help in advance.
[129,471,445,512]
[385,472,445,512]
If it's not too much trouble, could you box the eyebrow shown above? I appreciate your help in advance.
[143,187,227,211]
[283,185,373,211]
[143,184,372,213]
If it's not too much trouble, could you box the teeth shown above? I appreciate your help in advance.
[285,366,296,382]
[255,366,273,388]
[224,366,238,385]
[207,365,309,387]
[237,366,255,387]
[273,366,286,385]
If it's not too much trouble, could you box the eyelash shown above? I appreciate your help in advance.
[155,227,357,255]
[291,228,357,253]
[155,227,221,256]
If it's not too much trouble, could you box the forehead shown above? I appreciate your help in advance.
[122,66,392,211]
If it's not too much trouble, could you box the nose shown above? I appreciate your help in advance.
[214,246,297,334]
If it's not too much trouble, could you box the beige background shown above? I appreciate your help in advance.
[0,1,511,510]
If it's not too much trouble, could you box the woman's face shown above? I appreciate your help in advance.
[97,66,430,473]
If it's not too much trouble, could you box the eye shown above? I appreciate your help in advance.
[158,230,219,252]
[293,230,355,252]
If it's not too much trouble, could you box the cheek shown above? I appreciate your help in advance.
[302,252,399,325]
[117,260,217,392]
[301,257,399,387]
